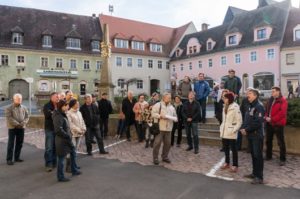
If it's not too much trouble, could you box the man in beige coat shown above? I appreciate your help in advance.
[151,93,177,165]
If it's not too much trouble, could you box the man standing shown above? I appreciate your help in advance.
[240,89,265,184]
[148,92,160,107]
[133,93,148,142]
[98,93,113,139]
[152,93,177,165]
[43,92,59,171]
[224,69,242,103]
[265,87,288,166]
[193,73,210,123]
[177,76,192,104]
[80,94,108,155]
[182,92,201,154]
[6,93,29,165]
[122,91,137,142]
[65,90,74,103]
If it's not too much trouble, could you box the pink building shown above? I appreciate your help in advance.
[171,0,291,96]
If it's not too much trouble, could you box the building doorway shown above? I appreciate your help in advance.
[150,79,160,94]
[9,79,29,100]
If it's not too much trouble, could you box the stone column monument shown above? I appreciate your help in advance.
[100,24,115,102]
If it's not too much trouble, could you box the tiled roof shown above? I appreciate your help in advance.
[100,14,193,57]
[282,8,300,48]
[223,6,246,24]
[172,0,290,60]
[0,5,102,54]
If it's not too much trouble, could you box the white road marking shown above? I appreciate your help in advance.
[206,157,234,181]
[0,129,42,141]
[77,139,127,155]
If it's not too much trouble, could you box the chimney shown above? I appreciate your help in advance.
[258,0,268,8]
[92,13,96,18]
[202,23,209,31]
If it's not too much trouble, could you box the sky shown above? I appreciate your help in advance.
[0,0,299,30]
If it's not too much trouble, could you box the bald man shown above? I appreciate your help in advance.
[5,93,29,165]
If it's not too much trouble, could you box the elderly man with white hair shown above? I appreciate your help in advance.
[5,93,29,165]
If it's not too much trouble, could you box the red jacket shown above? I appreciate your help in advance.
[265,96,288,126]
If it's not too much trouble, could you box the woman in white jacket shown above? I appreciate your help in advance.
[220,92,242,172]
[67,99,86,152]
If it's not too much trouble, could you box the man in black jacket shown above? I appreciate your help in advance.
[98,93,113,138]
[122,91,137,141]
[43,92,59,172]
[182,91,201,154]
[80,94,108,155]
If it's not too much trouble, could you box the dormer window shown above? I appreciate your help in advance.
[115,39,128,48]
[150,43,163,53]
[132,41,145,51]
[207,42,212,50]
[254,23,272,42]
[66,38,81,50]
[91,40,100,52]
[42,35,52,48]
[229,35,237,45]
[257,28,266,40]
[175,48,182,57]
[187,37,200,55]
[226,28,242,47]
[12,33,23,45]
[293,25,300,41]
[206,38,216,51]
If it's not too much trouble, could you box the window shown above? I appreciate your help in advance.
[12,33,23,45]
[66,38,81,50]
[198,60,202,68]
[116,57,122,67]
[70,59,77,69]
[295,29,300,41]
[158,61,162,69]
[207,42,212,50]
[115,39,128,48]
[253,72,274,90]
[150,43,162,52]
[180,64,184,71]
[41,57,48,68]
[118,79,125,88]
[127,58,133,67]
[267,49,275,60]
[221,56,227,66]
[42,36,52,47]
[189,46,193,54]
[1,55,8,66]
[193,46,197,53]
[250,51,257,62]
[137,80,143,89]
[286,53,295,65]
[257,28,267,40]
[172,65,176,72]
[189,62,192,70]
[208,59,213,67]
[80,83,86,95]
[91,41,100,51]
[166,62,170,70]
[96,61,102,70]
[137,59,143,68]
[17,56,25,64]
[176,49,180,57]
[132,41,145,50]
[148,60,153,68]
[229,35,237,45]
[83,60,90,70]
[56,58,62,68]
[235,54,241,64]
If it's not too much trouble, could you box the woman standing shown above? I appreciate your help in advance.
[52,100,81,182]
[219,92,242,172]
[67,99,86,152]
[171,95,183,147]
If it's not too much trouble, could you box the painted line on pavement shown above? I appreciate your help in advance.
[0,129,42,141]
[206,157,234,181]
[77,139,127,155]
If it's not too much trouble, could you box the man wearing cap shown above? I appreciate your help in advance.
[265,86,288,166]
[240,89,265,184]
[224,69,242,103]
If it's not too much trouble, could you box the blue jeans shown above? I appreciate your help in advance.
[248,135,264,180]
[57,149,78,180]
[44,130,56,167]
[185,122,199,150]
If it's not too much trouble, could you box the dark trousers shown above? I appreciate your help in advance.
[125,120,137,139]
[248,135,264,180]
[6,128,24,161]
[185,122,199,150]
[222,138,238,166]
[44,130,56,167]
[236,131,243,150]
[266,124,286,161]
[85,127,105,153]
[171,122,183,146]
[57,149,78,180]
[136,121,146,142]
[198,99,207,121]
[100,118,109,138]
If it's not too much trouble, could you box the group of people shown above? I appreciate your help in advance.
[5,69,289,185]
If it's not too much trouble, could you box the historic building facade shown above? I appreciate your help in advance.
[0,5,103,100]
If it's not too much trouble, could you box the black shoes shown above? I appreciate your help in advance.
[279,161,286,166]
[58,178,70,182]
[87,152,93,156]
[45,167,53,172]
[72,171,82,176]
[162,159,171,164]
[15,159,24,162]
[7,161,14,165]
[194,150,199,154]
[186,147,193,151]
[127,138,131,142]
[99,151,109,154]
[251,178,264,185]
[244,174,255,179]
[153,159,159,165]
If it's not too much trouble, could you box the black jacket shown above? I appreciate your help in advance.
[173,103,184,124]
[80,103,100,128]
[43,101,55,131]
[122,97,137,124]
[182,100,201,123]
[98,99,113,119]
[240,97,250,120]
[52,110,74,156]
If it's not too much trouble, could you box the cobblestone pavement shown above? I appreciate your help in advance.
[1,125,300,190]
